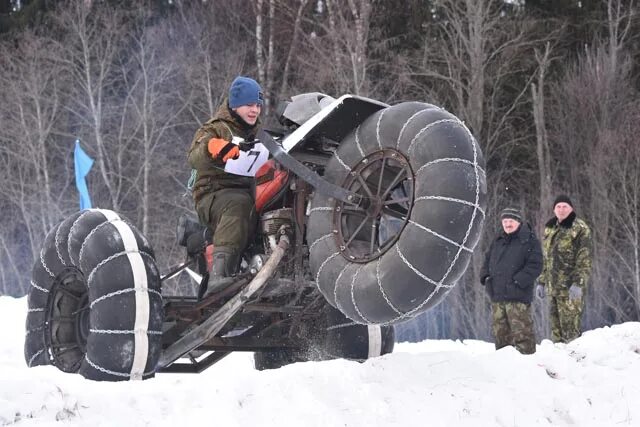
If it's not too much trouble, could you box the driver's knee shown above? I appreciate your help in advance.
[211,190,256,250]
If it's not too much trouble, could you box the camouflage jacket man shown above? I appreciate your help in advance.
[186,75,264,297]
[187,99,260,202]
[540,211,592,297]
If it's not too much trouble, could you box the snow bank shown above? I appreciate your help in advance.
[1,296,639,426]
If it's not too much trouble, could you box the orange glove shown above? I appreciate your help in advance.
[207,137,240,162]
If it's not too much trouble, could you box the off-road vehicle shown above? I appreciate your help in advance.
[25,93,486,380]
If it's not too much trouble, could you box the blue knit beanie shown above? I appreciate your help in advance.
[228,76,263,109]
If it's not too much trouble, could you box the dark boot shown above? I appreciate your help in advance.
[204,246,240,296]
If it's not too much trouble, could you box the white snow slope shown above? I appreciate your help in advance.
[1,295,639,427]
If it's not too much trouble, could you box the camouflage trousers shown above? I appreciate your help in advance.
[195,188,256,251]
[492,302,536,354]
[549,295,583,343]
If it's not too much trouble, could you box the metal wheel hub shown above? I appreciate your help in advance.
[361,196,382,217]
[333,149,414,263]
[75,293,91,347]
[45,268,89,373]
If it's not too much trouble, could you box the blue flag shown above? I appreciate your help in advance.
[74,140,94,210]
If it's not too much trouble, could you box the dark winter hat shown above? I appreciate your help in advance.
[553,194,573,208]
[229,76,263,109]
[500,207,523,222]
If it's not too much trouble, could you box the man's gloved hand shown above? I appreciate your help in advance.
[237,140,257,152]
[208,137,240,162]
[568,284,582,301]
[535,283,545,300]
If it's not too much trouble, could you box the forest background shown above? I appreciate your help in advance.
[1,0,639,342]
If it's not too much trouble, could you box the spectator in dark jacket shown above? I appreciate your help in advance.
[480,207,543,354]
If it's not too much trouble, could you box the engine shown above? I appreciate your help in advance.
[260,208,294,255]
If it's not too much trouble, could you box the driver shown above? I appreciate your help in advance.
[187,76,263,295]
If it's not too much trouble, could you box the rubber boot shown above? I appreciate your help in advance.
[204,246,240,296]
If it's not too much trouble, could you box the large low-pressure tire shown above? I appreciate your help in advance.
[307,102,486,325]
[310,304,395,361]
[253,304,394,370]
[253,349,300,371]
[24,209,163,381]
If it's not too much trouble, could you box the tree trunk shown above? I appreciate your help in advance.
[279,0,309,95]
[255,0,265,85]
[531,42,553,231]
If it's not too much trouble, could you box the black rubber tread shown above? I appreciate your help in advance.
[253,304,394,370]
[253,349,301,371]
[307,102,486,325]
[24,209,162,381]
[316,304,395,360]
[25,212,84,368]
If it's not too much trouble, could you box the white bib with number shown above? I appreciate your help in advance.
[224,136,270,177]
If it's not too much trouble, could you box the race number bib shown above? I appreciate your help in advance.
[224,137,270,177]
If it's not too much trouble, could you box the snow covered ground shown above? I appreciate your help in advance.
[1,296,639,427]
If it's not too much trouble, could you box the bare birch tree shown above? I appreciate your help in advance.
[278,0,310,96]
[531,42,554,229]
[602,116,640,319]
[115,12,189,237]
[172,2,248,123]
[0,30,72,293]
[296,0,374,95]
[416,0,537,161]
[54,1,131,210]
[253,0,277,115]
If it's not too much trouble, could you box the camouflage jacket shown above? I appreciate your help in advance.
[540,211,592,296]
[187,99,260,200]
